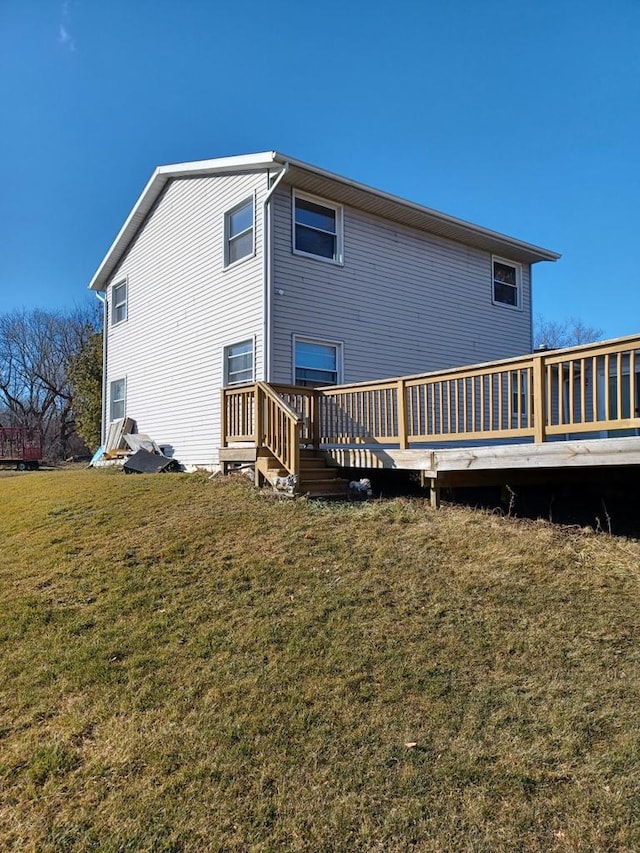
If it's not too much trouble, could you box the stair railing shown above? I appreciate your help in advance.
[255,382,302,478]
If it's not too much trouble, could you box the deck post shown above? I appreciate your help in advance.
[255,384,263,447]
[292,421,301,480]
[532,355,546,443]
[397,378,408,449]
[311,391,321,448]
[429,478,441,510]
[220,388,228,474]
[220,388,227,448]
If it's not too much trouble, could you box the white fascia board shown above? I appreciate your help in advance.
[156,151,279,178]
[88,169,166,292]
[271,152,561,263]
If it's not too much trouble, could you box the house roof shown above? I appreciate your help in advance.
[88,151,560,291]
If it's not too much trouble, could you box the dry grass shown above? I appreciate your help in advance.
[1,468,639,851]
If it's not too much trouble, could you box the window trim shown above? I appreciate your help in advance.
[292,335,344,388]
[292,190,344,265]
[491,256,522,311]
[224,195,255,269]
[223,337,255,386]
[111,278,128,325]
[109,377,126,422]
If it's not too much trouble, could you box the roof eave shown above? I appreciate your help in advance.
[88,149,560,293]
[271,151,561,264]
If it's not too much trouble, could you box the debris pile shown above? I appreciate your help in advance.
[90,418,180,472]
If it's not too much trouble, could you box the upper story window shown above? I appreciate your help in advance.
[109,378,126,421]
[225,198,254,267]
[492,258,521,309]
[224,339,254,385]
[294,337,342,387]
[293,191,343,264]
[112,280,127,325]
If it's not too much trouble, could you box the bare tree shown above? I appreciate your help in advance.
[534,315,603,350]
[0,305,100,458]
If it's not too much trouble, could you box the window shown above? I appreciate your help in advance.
[112,280,127,324]
[293,192,343,263]
[492,258,521,308]
[608,370,640,419]
[225,198,254,266]
[511,370,528,426]
[110,378,126,421]
[224,339,254,385]
[294,337,342,387]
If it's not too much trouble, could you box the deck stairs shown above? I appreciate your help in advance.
[257,449,350,498]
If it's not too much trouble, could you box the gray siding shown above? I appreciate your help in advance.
[105,171,267,466]
[271,186,532,385]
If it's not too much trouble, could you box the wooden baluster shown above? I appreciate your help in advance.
[568,361,575,426]
[488,374,493,432]
[397,378,408,448]
[631,350,637,421]
[255,386,263,447]
[220,389,227,446]
[616,352,623,421]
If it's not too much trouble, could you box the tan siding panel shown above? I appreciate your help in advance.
[271,187,532,385]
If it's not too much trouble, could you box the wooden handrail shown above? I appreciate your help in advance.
[256,382,303,425]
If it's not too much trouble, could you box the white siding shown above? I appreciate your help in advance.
[105,172,267,466]
[271,186,532,385]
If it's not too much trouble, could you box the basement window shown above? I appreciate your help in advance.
[511,370,528,426]
[492,258,521,309]
[224,339,254,385]
[293,191,343,263]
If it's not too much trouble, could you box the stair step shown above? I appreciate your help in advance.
[299,467,338,481]
[263,468,288,479]
[300,478,350,497]
[299,457,328,469]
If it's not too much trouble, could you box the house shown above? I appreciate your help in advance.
[88,151,560,469]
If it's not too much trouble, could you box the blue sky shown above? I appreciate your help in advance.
[1,0,638,339]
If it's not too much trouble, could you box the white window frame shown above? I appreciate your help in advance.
[292,335,343,388]
[224,195,255,268]
[111,279,127,325]
[109,378,126,422]
[491,256,522,311]
[292,190,343,265]
[224,338,255,386]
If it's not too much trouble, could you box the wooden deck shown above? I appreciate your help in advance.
[221,335,640,499]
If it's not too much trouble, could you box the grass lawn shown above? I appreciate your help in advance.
[1,468,639,851]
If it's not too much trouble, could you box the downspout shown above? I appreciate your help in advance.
[528,263,534,353]
[95,290,108,445]
[262,162,289,381]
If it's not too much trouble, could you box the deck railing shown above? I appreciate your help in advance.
[222,334,640,453]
